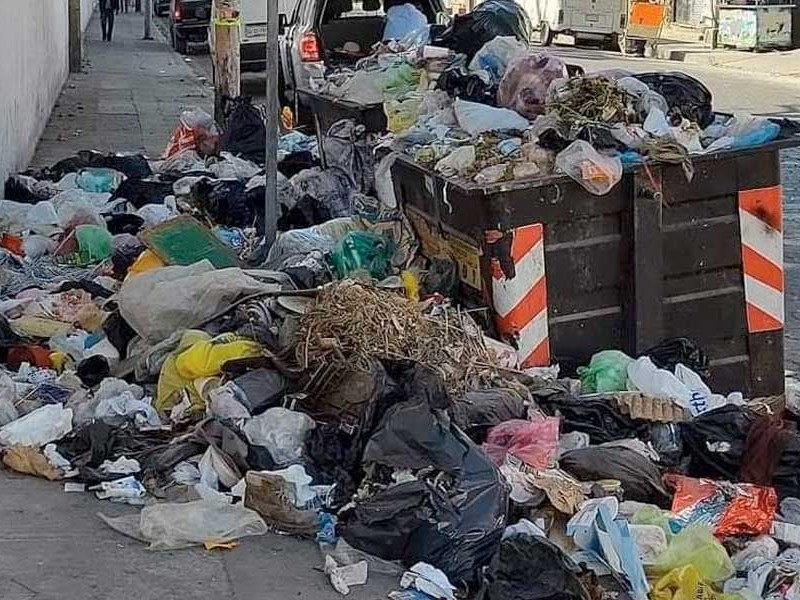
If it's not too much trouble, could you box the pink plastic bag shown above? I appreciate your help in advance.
[497,52,568,119]
[483,417,560,469]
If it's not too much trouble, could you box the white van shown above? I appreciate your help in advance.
[519,0,626,48]
[210,0,299,71]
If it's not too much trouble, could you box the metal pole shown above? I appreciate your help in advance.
[264,0,279,247]
[144,0,153,39]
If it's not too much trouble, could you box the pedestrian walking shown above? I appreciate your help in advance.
[100,0,120,41]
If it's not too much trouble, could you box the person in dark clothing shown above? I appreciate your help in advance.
[100,0,120,41]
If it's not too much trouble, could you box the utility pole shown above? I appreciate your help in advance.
[212,0,242,124]
[68,0,82,73]
[264,0,279,247]
[144,0,153,39]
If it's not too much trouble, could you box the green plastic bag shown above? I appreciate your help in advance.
[332,231,396,280]
[651,526,734,583]
[577,349,634,393]
[75,224,113,265]
[632,505,676,540]
[382,63,421,100]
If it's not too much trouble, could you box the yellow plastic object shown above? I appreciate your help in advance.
[155,330,211,414]
[49,352,68,372]
[175,336,262,380]
[384,96,423,134]
[401,270,420,302]
[651,526,734,583]
[651,566,731,600]
[127,250,166,278]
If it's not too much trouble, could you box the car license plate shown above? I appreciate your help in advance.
[245,24,268,38]
[586,14,600,21]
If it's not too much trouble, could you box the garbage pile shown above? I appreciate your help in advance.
[1,3,800,598]
[309,0,790,195]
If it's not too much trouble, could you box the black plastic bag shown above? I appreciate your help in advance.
[221,96,266,165]
[450,388,528,444]
[434,0,531,61]
[680,404,758,481]
[340,364,508,584]
[3,174,52,203]
[436,66,499,105]
[560,446,671,506]
[110,178,174,208]
[536,391,646,444]
[634,72,714,128]
[483,534,592,600]
[644,337,710,380]
[190,178,256,228]
[36,150,152,180]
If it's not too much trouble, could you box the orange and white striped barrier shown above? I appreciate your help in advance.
[739,185,784,333]
[488,224,550,368]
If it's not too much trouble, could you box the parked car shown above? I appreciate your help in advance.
[279,0,447,117]
[209,0,299,73]
[155,0,171,16]
[169,0,212,54]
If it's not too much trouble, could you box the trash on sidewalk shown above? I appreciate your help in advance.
[1,15,799,599]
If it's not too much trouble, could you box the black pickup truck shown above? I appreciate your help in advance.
[169,0,212,54]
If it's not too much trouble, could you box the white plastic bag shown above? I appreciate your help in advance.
[242,407,315,467]
[435,146,476,177]
[101,499,268,550]
[208,152,262,180]
[627,356,692,405]
[468,36,528,81]
[555,140,623,196]
[0,403,73,447]
[454,100,530,136]
[208,383,251,420]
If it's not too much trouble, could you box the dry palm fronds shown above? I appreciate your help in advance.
[547,76,636,133]
[294,280,498,394]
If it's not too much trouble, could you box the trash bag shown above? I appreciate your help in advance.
[75,224,113,265]
[468,36,528,83]
[578,350,634,393]
[535,387,647,443]
[0,403,73,447]
[383,3,429,43]
[651,565,733,600]
[100,499,268,550]
[4,174,57,203]
[437,62,499,105]
[117,260,278,343]
[35,150,152,180]
[454,99,530,135]
[651,526,734,583]
[633,73,714,128]
[340,365,507,584]
[110,178,174,209]
[498,52,568,119]
[449,388,527,444]
[332,231,396,279]
[284,167,353,228]
[242,407,316,467]
[560,446,671,506]
[680,405,758,482]
[644,338,710,381]
[323,120,375,194]
[484,533,592,600]
[75,168,121,193]
[163,107,220,158]
[189,178,255,228]
[221,96,267,164]
[555,141,623,195]
[434,0,531,61]
[482,418,560,469]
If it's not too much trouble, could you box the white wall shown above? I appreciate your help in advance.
[0,0,94,187]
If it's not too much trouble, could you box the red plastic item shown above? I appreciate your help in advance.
[664,473,777,537]
[1,234,25,257]
[483,417,560,470]
[7,345,53,369]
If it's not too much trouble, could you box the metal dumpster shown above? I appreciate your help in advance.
[392,131,800,398]
[296,90,386,168]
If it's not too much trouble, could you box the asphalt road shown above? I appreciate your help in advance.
[168,30,800,372]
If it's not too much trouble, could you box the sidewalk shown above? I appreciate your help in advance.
[7,11,397,600]
[31,10,211,169]
[654,42,800,79]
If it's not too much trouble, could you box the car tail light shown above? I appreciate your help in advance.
[174,2,182,20]
[300,32,321,62]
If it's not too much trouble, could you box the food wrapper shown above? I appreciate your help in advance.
[664,474,777,537]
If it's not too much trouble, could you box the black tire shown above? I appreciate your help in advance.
[540,22,554,46]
